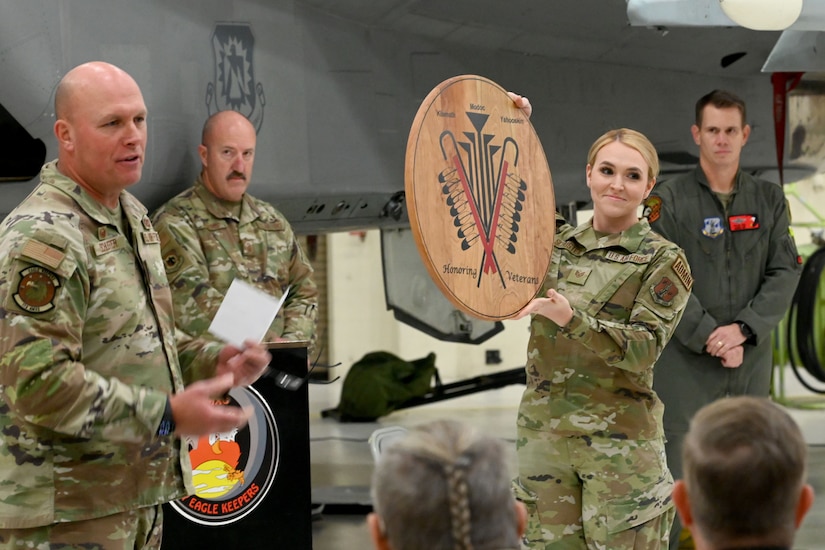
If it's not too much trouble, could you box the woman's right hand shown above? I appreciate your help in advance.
[514,289,573,326]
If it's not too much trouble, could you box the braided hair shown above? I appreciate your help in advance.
[371,419,520,550]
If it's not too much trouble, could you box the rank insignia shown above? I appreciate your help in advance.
[567,266,591,285]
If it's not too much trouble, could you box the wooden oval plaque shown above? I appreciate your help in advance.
[405,75,555,320]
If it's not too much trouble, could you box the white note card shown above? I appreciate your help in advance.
[208,279,290,348]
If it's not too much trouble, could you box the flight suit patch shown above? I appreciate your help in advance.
[643,196,662,223]
[702,217,724,238]
[729,214,759,231]
[13,266,60,313]
[650,276,678,306]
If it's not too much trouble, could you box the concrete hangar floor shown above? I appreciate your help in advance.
[308,368,825,550]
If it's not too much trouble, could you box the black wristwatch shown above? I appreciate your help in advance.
[156,396,176,437]
[736,321,754,343]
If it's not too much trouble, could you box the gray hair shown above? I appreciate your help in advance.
[371,419,519,550]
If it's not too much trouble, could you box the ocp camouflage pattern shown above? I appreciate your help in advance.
[515,215,691,546]
[0,162,221,528]
[151,178,318,345]
[518,216,692,441]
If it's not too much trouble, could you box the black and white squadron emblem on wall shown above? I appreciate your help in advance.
[206,23,266,132]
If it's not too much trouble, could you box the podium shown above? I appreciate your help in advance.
[162,342,312,549]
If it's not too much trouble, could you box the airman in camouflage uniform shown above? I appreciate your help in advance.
[152,110,317,346]
[512,129,692,549]
[0,62,270,549]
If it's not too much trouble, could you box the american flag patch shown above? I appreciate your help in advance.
[22,239,65,269]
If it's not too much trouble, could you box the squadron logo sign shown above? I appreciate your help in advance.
[170,386,279,526]
[206,23,266,132]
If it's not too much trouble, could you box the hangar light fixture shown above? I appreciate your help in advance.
[719,0,803,30]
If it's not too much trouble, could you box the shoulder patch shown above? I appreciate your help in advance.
[642,196,662,223]
[13,266,61,313]
[163,251,184,275]
[649,276,678,306]
[158,233,192,280]
[671,257,693,290]
[21,239,65,269]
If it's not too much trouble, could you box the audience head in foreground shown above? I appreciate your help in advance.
[673,396,815,550]
[369,419,526,550]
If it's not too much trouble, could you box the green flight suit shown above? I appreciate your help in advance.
[645,167,802,549]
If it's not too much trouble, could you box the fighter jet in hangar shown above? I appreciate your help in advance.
[2,0,825,348]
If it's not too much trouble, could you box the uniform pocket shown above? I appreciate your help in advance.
[511,477,543,543]
[603,438,674,534]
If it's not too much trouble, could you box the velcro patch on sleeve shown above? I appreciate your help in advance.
[13,265,61,314]
[671,257,693,290]
[21,239,65,269]
[159,241,191,280]
[649,276,679,306]
[643,196,662,223]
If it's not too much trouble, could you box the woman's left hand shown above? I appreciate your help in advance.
[507,91,532,118]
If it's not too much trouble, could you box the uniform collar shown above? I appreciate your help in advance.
[565,217,650,253]
[193,175,262,225]
[694,165,745,193]
[41,160,148,227]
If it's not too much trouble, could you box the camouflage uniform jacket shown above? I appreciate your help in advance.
[518,215,692,441]
[646,167,802,431]
[0,162,221,528]
[151,177,318,344]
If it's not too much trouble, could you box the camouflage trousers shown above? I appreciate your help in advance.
[0,504,163,549]
[513,427,674,549]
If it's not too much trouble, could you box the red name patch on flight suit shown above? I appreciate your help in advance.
[729,214,759,231]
